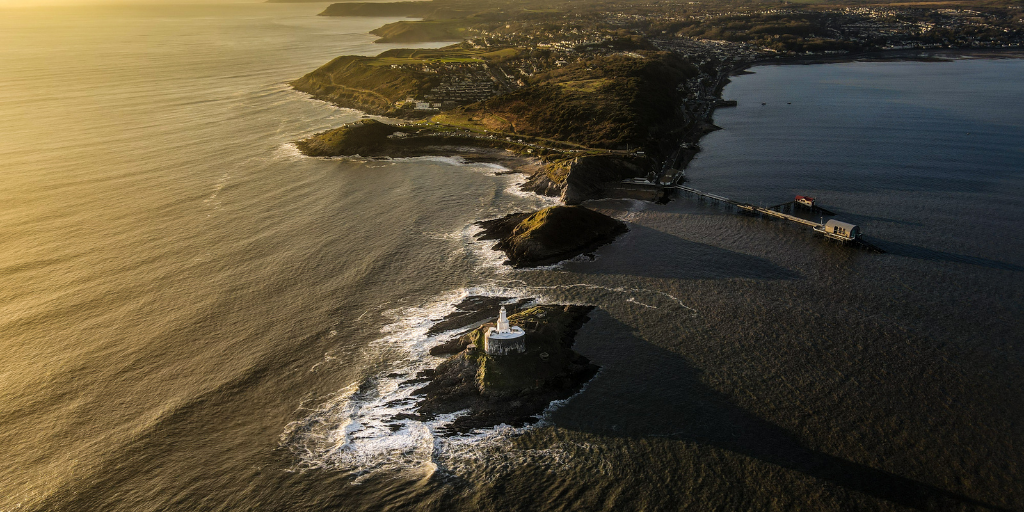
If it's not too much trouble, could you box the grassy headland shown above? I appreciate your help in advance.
[292,42,697,208]
[318,2,435,17]
[476,205,628,268]
[293,0,1024,269]
[291,53,441,116]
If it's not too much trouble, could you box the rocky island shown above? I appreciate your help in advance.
[412,301,599,434]
[476,205,628,268]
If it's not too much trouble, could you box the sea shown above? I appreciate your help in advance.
[1,3,1022,510]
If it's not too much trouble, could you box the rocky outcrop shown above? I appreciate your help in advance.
[296,119,411,156]
[476,205,628,268]
[521,155,652,205]
[414,303,599,434]
[291,55,439,116]
[295,119,512,158]
[317,2,434,17]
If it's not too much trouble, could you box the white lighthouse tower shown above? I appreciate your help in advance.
[484,306,526,355]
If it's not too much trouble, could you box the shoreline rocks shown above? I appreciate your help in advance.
[519,154,653,205]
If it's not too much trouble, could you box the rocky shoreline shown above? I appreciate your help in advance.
[293,117,667,206]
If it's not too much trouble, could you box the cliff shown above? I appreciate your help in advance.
[295,119,515,158]
[369,20,468,43]
[477,205,628,268]
[522,155,651,205]
[291,54,439,115]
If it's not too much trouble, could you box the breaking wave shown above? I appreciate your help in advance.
[280,277,697,481]
[280,285,549,481]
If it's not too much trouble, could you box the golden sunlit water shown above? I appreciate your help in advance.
[1,3,1022,511]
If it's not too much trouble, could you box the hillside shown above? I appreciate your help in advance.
[290,54,439,115]
[469,52,696,150]
[369,20,469,43]
[318,2,435,17]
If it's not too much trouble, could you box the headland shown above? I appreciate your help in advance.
[291,0,1024,261]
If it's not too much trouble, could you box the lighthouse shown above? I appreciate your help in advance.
[484,306,526,355]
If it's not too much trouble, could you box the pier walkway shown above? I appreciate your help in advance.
[671,185,822,228]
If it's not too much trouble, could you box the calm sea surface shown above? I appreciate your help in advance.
[1,4,1022,510]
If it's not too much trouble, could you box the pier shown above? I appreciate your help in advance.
[673,185,821,227]
[609,177,879,249]
[669,184,884,251]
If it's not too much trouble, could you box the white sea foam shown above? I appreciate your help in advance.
[626,297,658,309]
[289,87,366,119]
[281,278,696,480]
[281,284,549,480]
[461,223,514,273]
[273,142,304,161]
[522,252,598,272]
[203,172,230,210]
[475,161,511,172]
[425,222,512,272]
[503,280,699,313]
[393,155,468,166]
[617,198,649,222]
[502,173,560,206]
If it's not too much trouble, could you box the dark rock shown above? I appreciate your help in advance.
[426,296,531,336]
[520,155,653,205]
[415,304,599,436]
[476,205,628,268]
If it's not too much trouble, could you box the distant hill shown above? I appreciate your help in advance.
[317,2,435,16]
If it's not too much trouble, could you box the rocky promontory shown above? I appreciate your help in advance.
[414,303,599,434]
[520,154,653,205]
[317,2,433,17]
[296,118,513,158]
[476,205,628,268]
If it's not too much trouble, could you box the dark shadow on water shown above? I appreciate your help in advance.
[874,240,1024,272]
[560,224,802,281]
[558,311,1009,511]
[838,212,927,228]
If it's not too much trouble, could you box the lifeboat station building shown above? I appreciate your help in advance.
[814,219,861,241]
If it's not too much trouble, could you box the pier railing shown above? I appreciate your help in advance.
[672,185,822,227]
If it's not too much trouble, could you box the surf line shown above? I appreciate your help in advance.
[492,280,699,314]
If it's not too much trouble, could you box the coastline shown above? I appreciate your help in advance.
[745,47,1024,70]
[687,47,1024,180]
[289,46,1024,262]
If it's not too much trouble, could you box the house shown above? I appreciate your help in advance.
[796,195,815,207]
